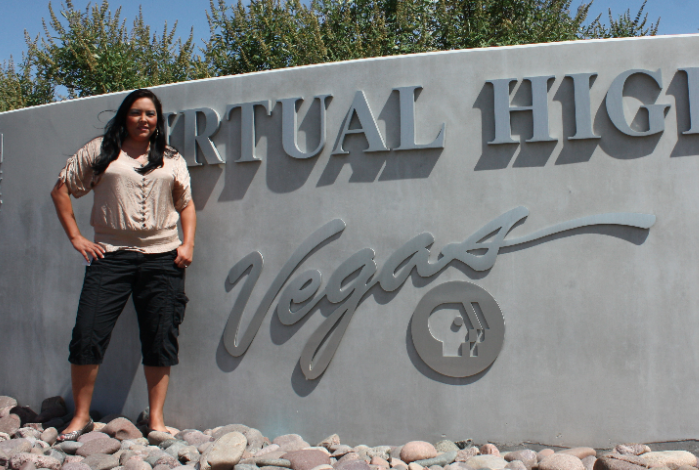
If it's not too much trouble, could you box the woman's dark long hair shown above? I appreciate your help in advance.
[92,89,167,176]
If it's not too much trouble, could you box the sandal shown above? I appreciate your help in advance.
[56,419,94,442]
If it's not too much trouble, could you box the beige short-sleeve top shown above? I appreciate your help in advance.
[58,137,192,253]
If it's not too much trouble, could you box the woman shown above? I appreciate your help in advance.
[50,89,196,441]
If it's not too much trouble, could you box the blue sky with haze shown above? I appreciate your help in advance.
[0,0,694,64]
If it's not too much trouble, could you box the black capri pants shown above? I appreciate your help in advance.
[69,249,188,367]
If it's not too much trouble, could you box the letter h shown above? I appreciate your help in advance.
[487,76,556,145]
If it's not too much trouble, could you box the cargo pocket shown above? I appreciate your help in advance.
[174,293,189,326]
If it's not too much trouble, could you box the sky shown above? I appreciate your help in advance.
[0,0,696,65]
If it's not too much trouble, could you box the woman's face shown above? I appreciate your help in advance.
[125,97,158,142]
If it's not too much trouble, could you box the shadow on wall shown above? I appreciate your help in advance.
[90,302,143,418]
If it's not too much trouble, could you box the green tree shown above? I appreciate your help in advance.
[0,41,54,112]
[31,0,204,99]
[202,0,660,77]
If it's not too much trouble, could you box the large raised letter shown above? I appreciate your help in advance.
[280,95,332,159]
[679,67,699,135]
[332,91,388,154]
[567,73,601,140]
[488,76,556,145]
[181,108,224,166]
[394,86,446,150]
[226,100,272,162]
[606,69,669,137]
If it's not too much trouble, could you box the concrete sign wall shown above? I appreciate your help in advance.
[1,35,699,447]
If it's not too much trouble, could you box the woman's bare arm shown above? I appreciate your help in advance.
[50,180,105,263]
[174,201,196,269]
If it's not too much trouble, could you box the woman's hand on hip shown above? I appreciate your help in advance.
[71,235,105,263]
[175,244,193,269]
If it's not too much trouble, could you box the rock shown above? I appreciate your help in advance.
[0,440,32,463]
[539,454,585,470]
[413,453,457,468]
[640,452,697,469]
[316,437,340,451]
[454,449,478,464]
[366,449,389,462]
[390,458,407,468]
[8,453,61,470]
[212,427,248,442]
[45,450,66,465]
[309,466,332,470]
[273,437,309,454]
[82,454,120,470]
[465,455,509,470]
[253,461,289,469]
[560,450,596,461]
[65,456,87,464]
[9,409,39,427]
[202,432,247,470]
[242,430,267,455]
[77,440,121,458]
[479,445,500,458]
[232,465,256,470]
[14,430,40,440]
[256,447,285,460]
[444,463,473,470]
[198,444,213,456]
[281,451,329,470]
[337,460,371,470]
[338,454,361,465]
[427,466,441,470]
[40,428,58,446]
[593,457,647,470]
[434,443,459,455]
[407,464,423,470]
[57,444,83,456]
[177,447,200,464]
[582,457,596,470]
[78,434,110,445]
[154,465,173,470]
[147,434,174,447]
[62,463,92,470]
[153,455,177,469]
[332,448,353,459]
[370,458,389,468]
[453,443,473,452]
[171,467,195,470]
[124,463,152,470]
[400,444,436,464]
[505,451,537,469]
[538,451,555,463]
[145,451,168,468]
[506,461,527,470]
[102,421,142,443]
[0,400,17,411]
[0,417,21,436]
[177,432,211,449]
[615,447,651,458]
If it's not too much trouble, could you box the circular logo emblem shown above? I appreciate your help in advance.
[411,281,505,377]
